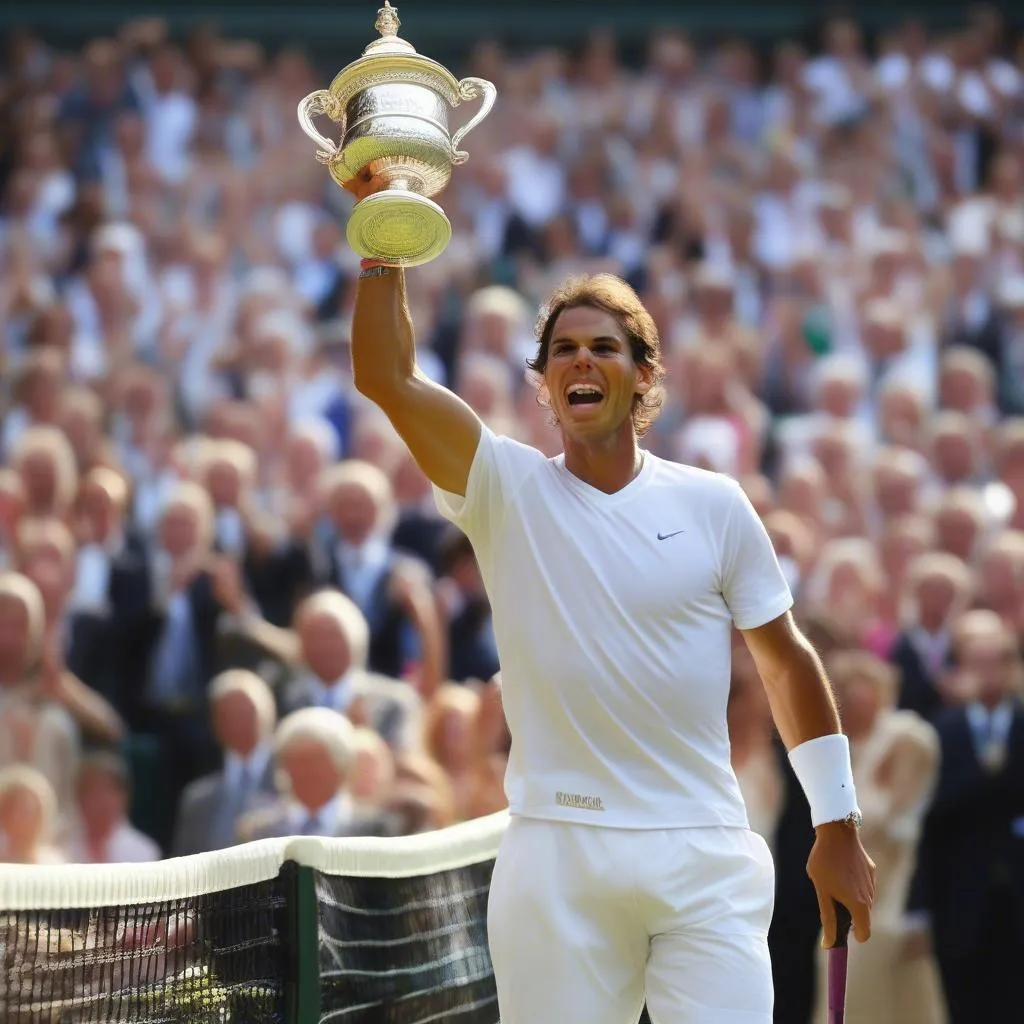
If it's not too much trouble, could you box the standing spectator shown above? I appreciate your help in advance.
[911,611,1024,1024]
[172,669,278,856]
[66,751,160,863]
[813,651,942,1024]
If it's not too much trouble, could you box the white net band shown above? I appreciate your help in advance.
[0,811,509,909]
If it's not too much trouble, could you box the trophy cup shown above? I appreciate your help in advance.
[297,2,496,267]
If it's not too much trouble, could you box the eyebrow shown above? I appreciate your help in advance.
[550,334,624,346]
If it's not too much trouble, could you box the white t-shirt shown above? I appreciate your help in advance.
[434,428,793,830]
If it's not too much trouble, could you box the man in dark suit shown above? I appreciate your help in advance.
[910,610,1024,1024]
[238,706,396,840]
[127,483,240,836]
[68,466,151,716]
[437,527,499,683]
[172,669,280,856]
[889,551,973,724]
[313,461,442,686]
[200,438,311,628]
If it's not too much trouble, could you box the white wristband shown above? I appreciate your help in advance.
[788,733,859,828]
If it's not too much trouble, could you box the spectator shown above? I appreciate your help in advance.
[67,750,160,863]
[0,571,79,823]
[812,650,942,1024]
[0,764,65,864]
[890,551,975,722]
[218,581,422,753]
[172,668,279,856]
[238,706,394,839]
[314,460,445,688]
[911,611,1024,1023]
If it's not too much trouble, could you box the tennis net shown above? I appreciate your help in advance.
[0,811,508,1024]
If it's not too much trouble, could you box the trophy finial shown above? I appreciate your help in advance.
[375,2,401,38]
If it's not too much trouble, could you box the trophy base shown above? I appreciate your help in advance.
[347,190,452,268]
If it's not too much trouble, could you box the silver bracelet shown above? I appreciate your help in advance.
[359,265,391,279]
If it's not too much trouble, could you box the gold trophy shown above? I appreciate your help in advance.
[297,2,496,267]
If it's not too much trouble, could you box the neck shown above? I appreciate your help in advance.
[561,426,643,495]
[979,694,1008,712]
[304,793,336,815]
[85,820,116,843]
[8,839,39,862]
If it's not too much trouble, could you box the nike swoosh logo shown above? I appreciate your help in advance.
[657,530,686,540]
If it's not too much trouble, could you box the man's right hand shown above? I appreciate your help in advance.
[349,226,482,499]
[344,168,387,203]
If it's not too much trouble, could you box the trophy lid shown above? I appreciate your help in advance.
[361,2,417,57]
[327,1,462,106]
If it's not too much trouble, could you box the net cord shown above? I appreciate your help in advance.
[0,811,509,910]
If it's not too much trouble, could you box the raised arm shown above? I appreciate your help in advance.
[351,261,482,497]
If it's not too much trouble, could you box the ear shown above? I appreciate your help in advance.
[635,365,654,396]
[536,379,551,408]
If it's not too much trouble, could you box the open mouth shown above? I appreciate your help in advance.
[566,383,604,407]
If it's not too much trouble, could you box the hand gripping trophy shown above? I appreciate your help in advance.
[297,2,496,267]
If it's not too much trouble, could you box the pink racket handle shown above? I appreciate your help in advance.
[827,902,853,1024]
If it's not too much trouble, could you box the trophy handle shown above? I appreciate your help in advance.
[297,89,345,165]
[450,77,496,165]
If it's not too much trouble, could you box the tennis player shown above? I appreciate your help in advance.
[349,230,875,1020]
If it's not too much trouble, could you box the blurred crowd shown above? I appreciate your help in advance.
[0,6,1022,1022]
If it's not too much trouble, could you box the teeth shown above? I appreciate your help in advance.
[568,384,603,396]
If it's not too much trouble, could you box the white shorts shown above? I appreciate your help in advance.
[487,817,775,1024]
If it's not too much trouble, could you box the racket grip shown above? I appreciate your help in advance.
[833,901,853,948]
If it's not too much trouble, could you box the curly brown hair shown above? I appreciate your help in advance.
[527,274,666,437]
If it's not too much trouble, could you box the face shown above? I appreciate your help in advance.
[936,509,979,562]
[916,574,958,632]
[880,389,924,445]
[280,740,343,810]
[79,482,117,542]
[960,634,1015,706]
[328,483,378,546]
[352,745,393,801]
[819,379,860,418]
[77,770,126,833]
[875,469,918,518]
[940,368,982,412]
[207,462,241,507]
[882,532,927,587]
[828,562,871,617]
[837,675,880,736]
[541,307,648,442]
[23,556,68,620]
[286,437,323,490]
[212,691,261,754]
[978,555,1022,611]
[436,708,473,770]
[0,596,30,671]
[19,451,58,513]
[934,434,973,483]
[0,787,43,850]
[299,612,351,682]
[159,504,200,558]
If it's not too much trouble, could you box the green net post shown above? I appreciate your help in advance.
[284,862,322,1024]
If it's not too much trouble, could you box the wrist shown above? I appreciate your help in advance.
[814,812,863,837]
[359,258,392,278]
[788,733,859,828]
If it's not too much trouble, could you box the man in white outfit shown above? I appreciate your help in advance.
[348,174,874,1023]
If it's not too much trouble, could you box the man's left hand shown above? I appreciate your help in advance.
[806,820,876,947]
